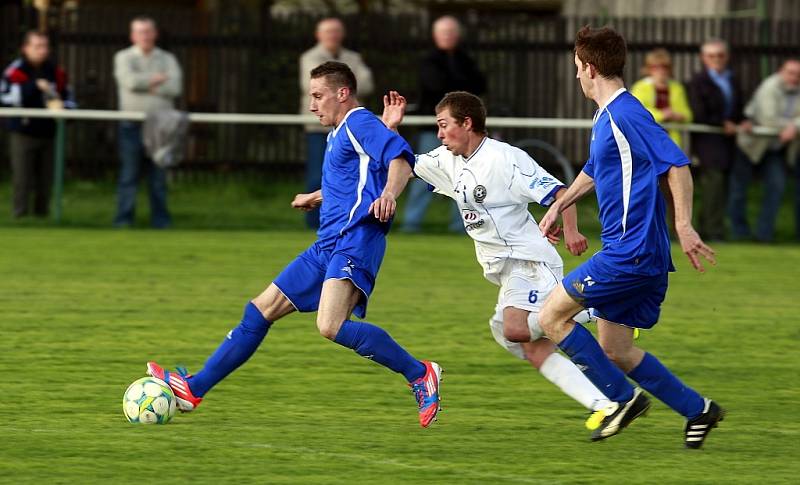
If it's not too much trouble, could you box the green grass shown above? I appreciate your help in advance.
[1,222,799,484]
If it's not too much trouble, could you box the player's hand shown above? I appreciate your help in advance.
[291,192,321,211]
[564,228,589,256]
[544,224,562,244]
[381,91,406,130]
[369,191,397,222]
[539,203,560,240]
[675,223,716,272]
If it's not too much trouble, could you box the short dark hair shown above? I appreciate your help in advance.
[310,61,357,94]
[435,91,487,134]
[574,25,627,79]
[21,30,47,46]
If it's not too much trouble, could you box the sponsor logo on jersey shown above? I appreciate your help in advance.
[463,210,479,222]
[473,185,487,203]
[465,219,485,231]
[530,175,559,190]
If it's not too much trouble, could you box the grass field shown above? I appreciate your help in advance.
[1,215,799,483]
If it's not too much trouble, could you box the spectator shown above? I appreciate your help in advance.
[687,39,746,241]
[401,15,486,233]
[113,16,182,229]
[1,30,74,218]
[299,17,373,229]
[735,59,800,242]
[631,48,692,147]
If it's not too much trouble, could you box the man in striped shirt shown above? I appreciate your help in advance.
[537,26,723,448]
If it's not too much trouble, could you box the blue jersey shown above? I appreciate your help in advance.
[583,89,689,276]
[317,107,415,245]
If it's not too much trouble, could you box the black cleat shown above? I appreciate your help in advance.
[591,388,651,441]
[684,398,725,449]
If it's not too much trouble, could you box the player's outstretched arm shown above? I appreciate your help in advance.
[539,171,595,237]
[291,190,322,212]
[666,165,716,272]
[556,188,589,256]
[369,157,413,222]
[381,91,406,131]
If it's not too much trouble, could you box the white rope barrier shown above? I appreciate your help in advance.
[0,107,781,135]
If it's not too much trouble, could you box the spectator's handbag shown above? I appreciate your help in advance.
[143,109,190,169]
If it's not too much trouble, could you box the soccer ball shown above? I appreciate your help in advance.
[123,377,177,424]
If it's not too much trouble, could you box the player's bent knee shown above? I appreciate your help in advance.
[503,325,531,343]
[316,315,343,340]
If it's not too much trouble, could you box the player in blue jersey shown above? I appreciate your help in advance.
[537,27,723,448]
[146,61,443,428]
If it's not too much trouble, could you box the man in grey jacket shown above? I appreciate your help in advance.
[298,17,373,229]
[113,15,182,228]
[734,59,800,242]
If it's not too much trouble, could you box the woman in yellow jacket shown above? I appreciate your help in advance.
[631,48,693,148]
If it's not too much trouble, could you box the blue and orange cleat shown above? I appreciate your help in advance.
[146,361,203,412]
[410,360,442,428]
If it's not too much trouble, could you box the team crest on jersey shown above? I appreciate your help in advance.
[473,185,487,203]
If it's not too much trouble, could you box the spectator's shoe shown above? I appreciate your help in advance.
[410,361,442,428]
[684,398,725,449]
[590,388,651,441]
[146,361,203,412]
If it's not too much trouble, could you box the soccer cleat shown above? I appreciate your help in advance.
[410,360,442,428]
[585,409,605,430]
[684,398,725,449]
[590,388,651,441]
[146,361,203,412]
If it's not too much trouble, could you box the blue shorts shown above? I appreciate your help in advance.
[273,224,386,319]
[563,255,669,329]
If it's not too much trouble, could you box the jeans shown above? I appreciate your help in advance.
[401,130,462,232]
[9,132,53,218]
[728,149,786,242]
[114,121,171,228]
[796,164,800,240]
[305,132,327,229]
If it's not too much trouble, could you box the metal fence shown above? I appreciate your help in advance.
[2,4,799,180]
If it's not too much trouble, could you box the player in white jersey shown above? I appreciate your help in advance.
[383,90,612,424]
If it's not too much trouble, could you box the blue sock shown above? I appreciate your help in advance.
[628,352,705,419]
[187,302,271,397]
[558,324,634,403]
[334,320,426,382]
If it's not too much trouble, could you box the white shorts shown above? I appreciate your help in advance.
[488,259,562,360]
[487,260,594,360]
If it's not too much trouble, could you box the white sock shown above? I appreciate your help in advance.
[538,352,611,411]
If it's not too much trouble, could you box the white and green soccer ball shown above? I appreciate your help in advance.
[123,377,177,424]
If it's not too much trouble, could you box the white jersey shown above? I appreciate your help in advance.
[413,137,564,284]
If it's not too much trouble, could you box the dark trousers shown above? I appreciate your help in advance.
[114,121,171,228]
[728,149,786,242]
[697,165,727,240]
[796,165,800,240]
[10,132,53,218]
[304,132,327,230]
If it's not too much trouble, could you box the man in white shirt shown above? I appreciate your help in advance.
[383,90,612,424]
[113,16,182,228]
